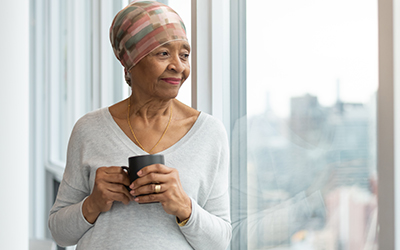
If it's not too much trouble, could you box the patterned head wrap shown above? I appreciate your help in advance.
[110,0,188,85]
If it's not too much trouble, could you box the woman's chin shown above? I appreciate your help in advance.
[157,89,180,100]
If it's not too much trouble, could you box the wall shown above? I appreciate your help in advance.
[0,1,30,249]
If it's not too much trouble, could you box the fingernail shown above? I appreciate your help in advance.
[131,190,135,194]
[134,197,139,202]
[137,170,142,176]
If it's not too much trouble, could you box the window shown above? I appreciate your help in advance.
[51,0,92,164]
[230,0,378,249]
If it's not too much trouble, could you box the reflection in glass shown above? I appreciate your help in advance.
[243,0,378,249]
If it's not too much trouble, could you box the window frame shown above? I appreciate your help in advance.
[377,0,400,248]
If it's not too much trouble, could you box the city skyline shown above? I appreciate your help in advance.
[244,92,377,249]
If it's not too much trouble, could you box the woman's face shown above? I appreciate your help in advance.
[129,40,191,100]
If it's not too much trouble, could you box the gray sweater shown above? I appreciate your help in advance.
[48,108,231,249]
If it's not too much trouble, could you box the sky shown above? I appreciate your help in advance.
[246,0,378,118]
[166,0,378,117]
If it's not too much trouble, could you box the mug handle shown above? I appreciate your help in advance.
[121,166,129,173]
[121,166,131,191]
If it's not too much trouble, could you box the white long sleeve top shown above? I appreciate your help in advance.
[48,107,231,250]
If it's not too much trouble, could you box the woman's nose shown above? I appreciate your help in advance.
[167,54,185,73]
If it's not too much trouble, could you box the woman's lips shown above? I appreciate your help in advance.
[161,78,181,85]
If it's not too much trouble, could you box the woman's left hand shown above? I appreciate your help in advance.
[129,164,192,221]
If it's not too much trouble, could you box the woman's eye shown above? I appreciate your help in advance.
[158,51,169,57]
[180,53,190,60]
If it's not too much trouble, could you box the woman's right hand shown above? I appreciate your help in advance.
[82,166,132,224]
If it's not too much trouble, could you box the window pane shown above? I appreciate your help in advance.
[246,0,378,249]
[57,0,92,162]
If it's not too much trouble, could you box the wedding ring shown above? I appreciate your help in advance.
[154,184,161,193]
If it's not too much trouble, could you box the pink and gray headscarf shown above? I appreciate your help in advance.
[110,0,188,85]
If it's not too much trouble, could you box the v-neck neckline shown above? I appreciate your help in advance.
[101,107,205,155]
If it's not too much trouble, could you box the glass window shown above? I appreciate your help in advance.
[50,0,93,163]
[241,0,378,249]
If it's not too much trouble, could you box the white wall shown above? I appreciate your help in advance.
[0,1,30,249]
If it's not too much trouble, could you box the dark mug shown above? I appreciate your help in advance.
[122,154,165,185]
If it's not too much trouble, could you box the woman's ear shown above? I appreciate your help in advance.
[124,68,132,86]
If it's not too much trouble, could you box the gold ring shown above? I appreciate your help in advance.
[154,184,161,193]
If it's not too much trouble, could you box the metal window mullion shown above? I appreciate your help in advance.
[230,0,247,249]
[395,0,400,247]
[86,0,93,112]
[191,0,212,113]
[378,0,395,249]
[100,0,115,107]
[30,0,47,239]
[40,0,51,239]
[92,0,101,110]
[66,0,75,132]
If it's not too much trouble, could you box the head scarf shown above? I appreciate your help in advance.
[110,0,188,85]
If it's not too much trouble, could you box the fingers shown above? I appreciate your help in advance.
[105,182,133,202]
[128,165,191,219]
[130,165,179,204]
[130,164,175,189]
[131,172,169,190]
[92,167,133,210]
[129,165,172,202]
[106,189,132,205]
[97,189,132,206]
[134,192,164,204]
[137,164,172,177]
[97,166,131,186]
[94,179,132,201]
[131,183,165,197]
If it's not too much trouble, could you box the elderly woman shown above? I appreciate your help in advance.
[48,1,231,249]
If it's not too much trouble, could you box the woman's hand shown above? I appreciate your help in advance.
[130,164,192,221]
[83,166,132,224]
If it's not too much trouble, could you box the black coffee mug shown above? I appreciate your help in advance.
[122,154,165,184]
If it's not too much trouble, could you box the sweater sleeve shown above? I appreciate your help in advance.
[48,119,94,247]
[179,123,232,250]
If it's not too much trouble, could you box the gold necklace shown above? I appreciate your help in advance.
[127,99,172,154]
